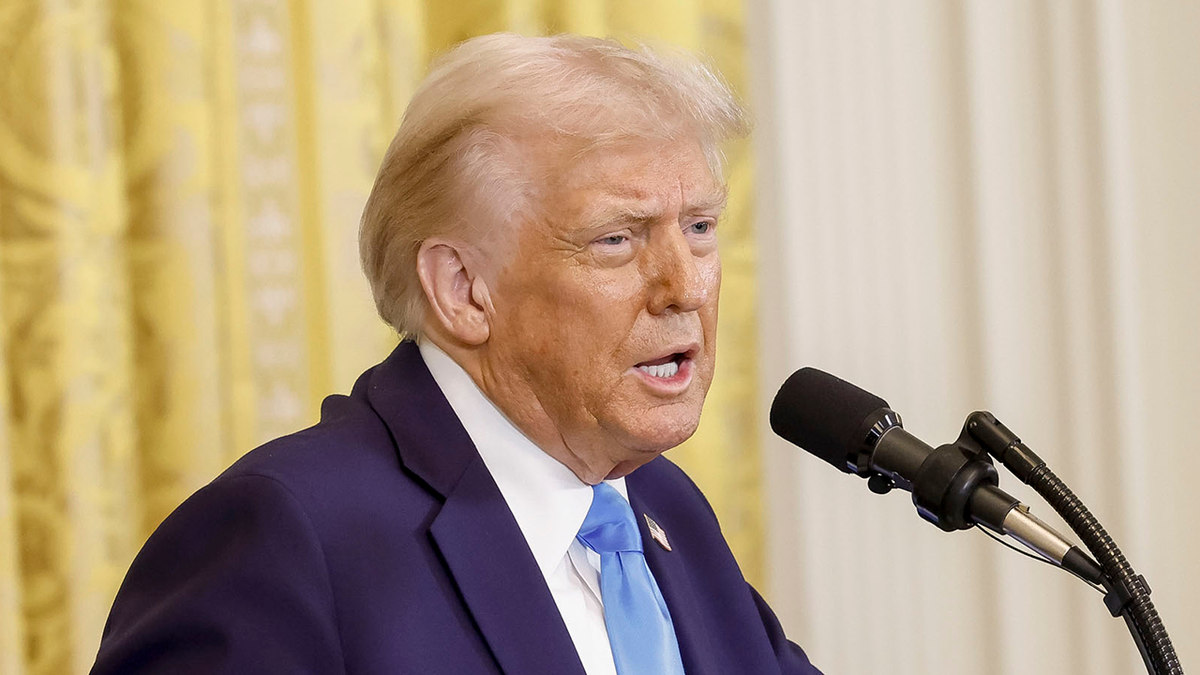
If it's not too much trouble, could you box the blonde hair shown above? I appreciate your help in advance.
[359,33,749,337]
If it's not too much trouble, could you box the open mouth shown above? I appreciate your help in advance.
[634,348,696,380]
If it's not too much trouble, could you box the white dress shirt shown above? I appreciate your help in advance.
[419,340,621,675]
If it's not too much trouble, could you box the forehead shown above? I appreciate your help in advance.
[551,139,720,201]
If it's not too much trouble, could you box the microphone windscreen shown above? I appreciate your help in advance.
[770,367,889,472]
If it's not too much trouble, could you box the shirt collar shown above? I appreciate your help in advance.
[418,339,628,578]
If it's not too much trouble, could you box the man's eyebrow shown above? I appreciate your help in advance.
[582,187,728,227]
[686,188,729,213]
[582,200,663,227]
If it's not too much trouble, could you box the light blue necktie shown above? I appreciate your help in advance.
[576,483,686,675]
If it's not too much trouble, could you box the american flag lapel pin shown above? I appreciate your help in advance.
[644,514,672,552]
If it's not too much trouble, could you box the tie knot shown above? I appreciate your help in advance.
[577,483,643,554]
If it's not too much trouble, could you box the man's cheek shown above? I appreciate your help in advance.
[545,373,605,428]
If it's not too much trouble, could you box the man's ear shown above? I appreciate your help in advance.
[416,240,492,345]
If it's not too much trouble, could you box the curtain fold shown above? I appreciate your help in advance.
[750,1,1200,673]
[0,2,761,673]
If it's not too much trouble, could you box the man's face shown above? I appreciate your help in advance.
[481,139,725,480]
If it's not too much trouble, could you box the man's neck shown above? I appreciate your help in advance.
[418,332,626,484]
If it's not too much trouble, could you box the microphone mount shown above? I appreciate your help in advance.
[848,407,1107,585]
[852,407,1011,534]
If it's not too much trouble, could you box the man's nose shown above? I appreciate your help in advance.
[645,229,711,315]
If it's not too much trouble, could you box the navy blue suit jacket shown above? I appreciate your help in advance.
[92,342,821,674]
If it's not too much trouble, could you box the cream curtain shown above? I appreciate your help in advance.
[0,2,761,673]
[750,1,1199,674]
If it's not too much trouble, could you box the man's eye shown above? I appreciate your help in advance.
[598,235,628,246]
[689,221,713,234]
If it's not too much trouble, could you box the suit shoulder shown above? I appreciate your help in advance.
[206,391,437,537]
[218,393,397,490]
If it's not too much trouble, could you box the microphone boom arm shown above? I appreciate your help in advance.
[965,412,1183,675]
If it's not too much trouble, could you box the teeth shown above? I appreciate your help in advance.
[638,360,680,378]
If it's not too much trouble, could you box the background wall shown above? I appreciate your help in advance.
[0,2,760,673]
[749,1,1198,674]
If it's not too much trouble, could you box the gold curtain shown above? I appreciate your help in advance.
[0,1,760,673]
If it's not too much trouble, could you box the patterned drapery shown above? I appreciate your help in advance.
[0,1,760,673]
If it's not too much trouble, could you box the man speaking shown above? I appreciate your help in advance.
[91,33,822,675]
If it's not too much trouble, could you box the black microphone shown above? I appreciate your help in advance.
[770,367,1103,584]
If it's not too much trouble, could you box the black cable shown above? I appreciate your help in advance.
[974,525,1105,594]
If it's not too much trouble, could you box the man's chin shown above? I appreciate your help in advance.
[615,413,703,458]
[603,428,692,478]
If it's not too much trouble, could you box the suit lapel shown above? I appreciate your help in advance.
[363,342,586,675]
[629,471,721,675]
[430,454,587,675]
